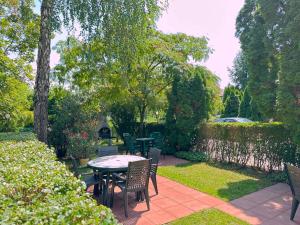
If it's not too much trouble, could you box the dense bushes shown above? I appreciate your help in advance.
[196,123,299,171]
[0,136,117,224]
[175,151,207,162]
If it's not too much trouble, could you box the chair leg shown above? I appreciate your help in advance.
[124,191,128,217]
[151,173,158,195]
[291,198,299,220]
[144,189,150,211]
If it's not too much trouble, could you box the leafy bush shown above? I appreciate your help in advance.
[66,120,98,159]
[0,138,118,224]
[175,151,207,162]
[196,122,299,171]
[48,90,100,158]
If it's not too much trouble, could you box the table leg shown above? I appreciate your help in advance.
[102,172,110,206]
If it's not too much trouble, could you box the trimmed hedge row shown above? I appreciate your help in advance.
[0,136,118,224]
[196,122,299,171]
[0,132,36,142]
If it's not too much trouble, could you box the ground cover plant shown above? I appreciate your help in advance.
[168,209,249,225]
[0,134,117,224]
[158,162,274,201]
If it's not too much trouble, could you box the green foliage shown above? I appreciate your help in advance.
[276,0,300,145]
[239,87,262,121]
[165,69,209,152]
[0,0,39,80]
[175,151,207,162]
[0,76,33,131]
[169,209,249,225]
[0,138,117,224]
[0,132,35,142]
[236,0,278,119]
[54,31,215,136]
[0,1,37,132]
[48,89,99,157]
[110,103,137,138]
[229,51,249,90]
[222,87,240,117]
[197,123,299,171]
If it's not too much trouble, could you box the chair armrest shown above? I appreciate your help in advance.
[112,173,126,182]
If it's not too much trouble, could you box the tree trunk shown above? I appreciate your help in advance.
[139,105,146,137]
[34,0,52,143]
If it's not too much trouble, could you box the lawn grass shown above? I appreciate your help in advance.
[158,162,274,201]
[168,209,249,225]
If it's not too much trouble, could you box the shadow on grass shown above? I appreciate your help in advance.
[217,179,268,201]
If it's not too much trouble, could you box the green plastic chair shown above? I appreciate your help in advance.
[123,133,139,155]
[150,132,165,156]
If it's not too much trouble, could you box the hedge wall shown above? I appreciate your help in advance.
[196,123,299,171]
[0,134,118,224]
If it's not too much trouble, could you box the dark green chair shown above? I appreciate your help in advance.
[150,132,165,156]
[285,164,300,221]
[149,147,161,195]
[97,146,118,157]
[110,159,151,217]
[70,156,100,194]
[123,133,140,155]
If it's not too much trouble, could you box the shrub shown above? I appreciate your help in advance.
[0,137,118,224]
[196,122,299,171]
[175,151,207,162]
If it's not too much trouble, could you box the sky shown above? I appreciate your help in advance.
[156,0,245,88]
[36,0,245,88]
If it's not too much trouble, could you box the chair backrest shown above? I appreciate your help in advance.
[124,135,137,154]
[285,164,300,197]
[149,147,161,164]
[70,155,79,177]
[97,146,118,157]
[126,159,150,191]
[150,132,163,148]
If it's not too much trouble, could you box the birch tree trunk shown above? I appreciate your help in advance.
[34,0,52,143]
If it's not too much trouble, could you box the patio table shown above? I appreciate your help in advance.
[88,155,145,206]
[136,137,154,157]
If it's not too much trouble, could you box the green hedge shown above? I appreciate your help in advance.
[196,122,299,171]
[0,132,36,142]
[175,151,207,162]
[0,136,118,224]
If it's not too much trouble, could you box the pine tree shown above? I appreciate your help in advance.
[239,87,252,118]
[222,92,240,117]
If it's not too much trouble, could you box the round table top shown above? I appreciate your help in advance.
[87,155,145,171]
[136,137,154,141]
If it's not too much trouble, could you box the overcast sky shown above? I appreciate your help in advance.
[35,0,245,88]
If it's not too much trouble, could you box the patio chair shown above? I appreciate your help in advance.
[97,146,118,157]
[123,134,140,155]
[70,156,101,193]
[285,164,300,220]
[110,159,151,217]
[150,131,166,157]
[149,147,161,195]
